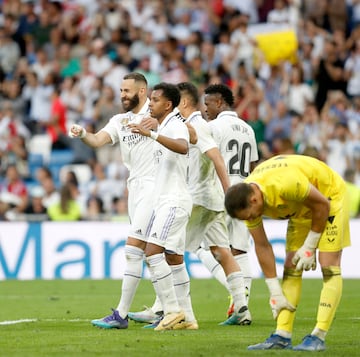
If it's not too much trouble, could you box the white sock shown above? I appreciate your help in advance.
[146,253,180,315]
[234,253,252,304]
[150,293,163,314]
[117,245,144,318]
[227,271,247,312]
[275,329,292,339]
[196,247,228,289]
[171,263,196,322]
[311,327,326,341]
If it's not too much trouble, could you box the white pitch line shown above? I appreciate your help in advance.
[0,318,90,325]
[0,319,36,325]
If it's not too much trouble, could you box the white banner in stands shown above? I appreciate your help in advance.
[0,221,358,280]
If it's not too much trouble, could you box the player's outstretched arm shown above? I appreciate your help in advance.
[250,223,296,319]
[68,124,112,148]
[291,184,330,271]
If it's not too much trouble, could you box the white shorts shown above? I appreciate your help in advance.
[127,178,154,241]
[226,215,251,252]
[146,201,190,255]
[185,205,229,253]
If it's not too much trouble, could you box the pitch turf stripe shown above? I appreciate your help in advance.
[0,318,90,325]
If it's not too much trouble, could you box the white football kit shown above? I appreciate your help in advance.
[184,111,229,253]
[209,111,259,251]
[146,110,192,254]
[101,99,154,241]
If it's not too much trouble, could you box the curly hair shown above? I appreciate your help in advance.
[204,83,234,107]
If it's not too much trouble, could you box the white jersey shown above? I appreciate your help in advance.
[185,111,224,211]
[101,99,155,182]
[208,111,258,185]
[153,110,192,213]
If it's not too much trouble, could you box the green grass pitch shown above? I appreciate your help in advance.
[0,278,359,356]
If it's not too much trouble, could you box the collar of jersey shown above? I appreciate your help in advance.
[216,110,238,120]
[185,110,202,123]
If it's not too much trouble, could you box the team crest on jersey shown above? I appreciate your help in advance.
[121,117,130,130]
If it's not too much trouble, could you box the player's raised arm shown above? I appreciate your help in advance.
[68,124,112,148]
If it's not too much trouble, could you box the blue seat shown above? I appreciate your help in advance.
[48,150,75,186]
[49,149,74,165]
[28,153,44,179]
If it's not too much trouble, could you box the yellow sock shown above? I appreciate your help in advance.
[316,266,342,332]
[276,268,302,334]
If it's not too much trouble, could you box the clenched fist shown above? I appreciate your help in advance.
[68,124,86,139]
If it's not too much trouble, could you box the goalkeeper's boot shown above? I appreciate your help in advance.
[219,306,251,326]
[154,311,185,331]
[293,335,325,351]
[248,334,292,350]
[91,308,128,329]
[128,306,163,323]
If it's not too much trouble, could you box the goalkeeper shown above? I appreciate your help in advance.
[224,154,351,352]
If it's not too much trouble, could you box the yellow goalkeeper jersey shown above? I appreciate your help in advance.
[244,155,346,229]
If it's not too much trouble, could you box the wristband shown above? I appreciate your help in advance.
[79,128,87,139]
[150,130,159,140]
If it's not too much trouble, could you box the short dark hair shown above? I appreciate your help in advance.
[204,83,234,107]
[123,72,148,86]
[224,183,254,218]
[177,82,199,106]
[153,82,181,108]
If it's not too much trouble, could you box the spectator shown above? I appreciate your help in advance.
[0,102,29,178]
[92,85,120,131]
[22,70,55,135]
[0,164,28,219]
[0,78,27,120]
[228,12,256,77]
[314,36,347,112]
[35,167,60,208]
[264,100,293,150]
[56,42,81,79]
[103,57,129,104]
[267,0,290,24]
[30,8,54,49]
[60,76,84,129]
[324,121,353,178]
[344,38,360,98]
[111,195,129,222]
[31,47,53,83]
[86,161,126,213]
[88,38,112,78]
[124,0,155,29]
[0,27,21,78]
[135,56,161,90]
[344,168,360,218]
[47,183,82,221]
[15,0,39,56]
[84,195,106,221]
[281,65,314,115]
[46,86,70,150]
[24,185,48,220]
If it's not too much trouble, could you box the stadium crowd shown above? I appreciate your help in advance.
[1,0,360,221]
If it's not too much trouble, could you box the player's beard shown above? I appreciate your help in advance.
[122,93,140,112]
